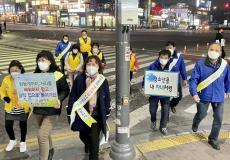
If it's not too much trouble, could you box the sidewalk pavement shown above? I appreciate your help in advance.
[1,129,229,160]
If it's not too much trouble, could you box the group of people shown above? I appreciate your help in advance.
[143,41,230,150]
[0,28,230,160]
[0,30,111,160]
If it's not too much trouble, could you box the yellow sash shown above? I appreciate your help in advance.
[70,74,105,128]
[197,59,227,92]
[57,43,71,60]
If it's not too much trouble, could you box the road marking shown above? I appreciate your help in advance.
[137,132,230,154]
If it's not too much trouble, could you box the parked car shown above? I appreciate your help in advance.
[187,25,196,30]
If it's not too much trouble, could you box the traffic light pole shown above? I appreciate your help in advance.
[110,0,136,160]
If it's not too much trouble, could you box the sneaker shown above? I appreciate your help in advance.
[160,128,168,135]
[171,107,176,113]
[20,142,27,153]
[151,122,157,131]
[208,140,220,150]
[192,124,198,133]
[5,140,17,151]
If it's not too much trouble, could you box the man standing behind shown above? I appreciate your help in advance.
[189,43,230,150]
[215,28,225,58]
[55,35,71,74]
[78,30,92,61]
[165,41,187,113]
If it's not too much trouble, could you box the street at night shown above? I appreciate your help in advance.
[1,0,230,160]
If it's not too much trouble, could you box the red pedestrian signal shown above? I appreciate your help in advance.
[224,2,230,9]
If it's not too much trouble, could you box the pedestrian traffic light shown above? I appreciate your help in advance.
[224,3,229,9]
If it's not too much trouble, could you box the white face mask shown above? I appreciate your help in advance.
[159,58,169,66]
[72,49,78,54]
[208,51,220,60]
[86,66,99,76]
[11,72,20,77]
[93,48,99,54]
[38,62,50,71]
[82,35,87,39]
[63,40,68,43]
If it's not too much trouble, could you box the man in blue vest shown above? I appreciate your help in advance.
[165,41,187,113]
[55,35,71,74]
[189,43,230,150]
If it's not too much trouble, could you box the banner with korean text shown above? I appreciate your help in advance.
[13,73,58,107]
[144,71,179,97]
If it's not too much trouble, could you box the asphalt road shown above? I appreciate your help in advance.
[6,23,230,51]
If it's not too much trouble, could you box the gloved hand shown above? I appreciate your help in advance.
[3,97,11,103]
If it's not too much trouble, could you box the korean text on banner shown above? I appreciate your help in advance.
[13,73,58,107]
[144,71,179,97]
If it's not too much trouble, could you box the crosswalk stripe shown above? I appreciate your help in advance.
[0,51,118,64]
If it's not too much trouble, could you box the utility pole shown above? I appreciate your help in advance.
[110,0,138,160]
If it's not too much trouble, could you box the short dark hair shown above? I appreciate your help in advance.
[8,60,25,74]
[63,35,69,38]
[92,42,99,48]
[81,30,87,34]
[83,55,104,74]
[159,49,171,58]
[218,27,224,31]
[71,43,80,51]
[35,50,60,73]
[165,41,175,47]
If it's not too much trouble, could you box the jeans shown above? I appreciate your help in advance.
[149,97,170,128]
[170,82,182,108]
[193,102,224,141]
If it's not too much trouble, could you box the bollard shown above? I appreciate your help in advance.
[207,42,209,48]
[196,44,199,51]
[183,45,187,54]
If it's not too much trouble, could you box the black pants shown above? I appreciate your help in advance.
[221,47,225,59]
[79,123,101,160]
[60,58,65,74]
[130,71,133,81]
[5,119,27,142]
[149,97,170,128]
[170,83,182,108]
[82,53,89,62]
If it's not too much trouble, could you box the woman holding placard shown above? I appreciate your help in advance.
[0,60,29,152]
[67,55,111,160]
[33,50,69,160]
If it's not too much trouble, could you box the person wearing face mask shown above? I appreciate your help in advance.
[142,50,176,135]
[65,43,84,88]
[0,60,30,153]
[165,41,187,114]
[189,43,230,150]
[78,30,92,61]
[34,51,70,160]
[89,42,106,67]
[215,27,225,58]
[55,34,71,74]
[67,55,111,160]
